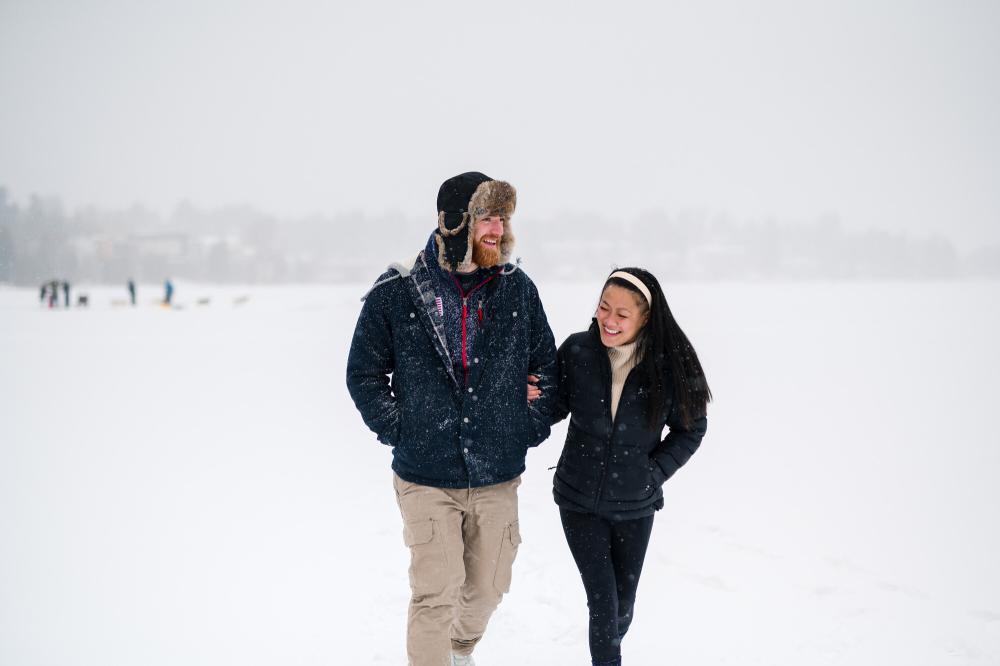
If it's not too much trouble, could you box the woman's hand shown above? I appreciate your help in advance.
[527,374,541,403]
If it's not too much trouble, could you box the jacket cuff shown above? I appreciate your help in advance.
[648,458,669,487]
[527,405,550,447]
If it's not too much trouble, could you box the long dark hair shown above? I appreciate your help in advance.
[603,267,712,430]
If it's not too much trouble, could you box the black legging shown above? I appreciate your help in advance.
[560,508,654,665]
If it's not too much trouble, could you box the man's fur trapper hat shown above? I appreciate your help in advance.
[435,172,517,272]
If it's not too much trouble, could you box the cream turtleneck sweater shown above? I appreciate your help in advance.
[607,339,642,420]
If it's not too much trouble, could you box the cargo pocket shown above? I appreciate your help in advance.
[492,520,522,594]
[403,519,448,597]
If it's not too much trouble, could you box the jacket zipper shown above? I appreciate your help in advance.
[451,273,498,387]
[592,336,645,513]
[593,348,616,513]
[461,297,469,385]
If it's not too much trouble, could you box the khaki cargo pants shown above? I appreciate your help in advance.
[393,473,522,666]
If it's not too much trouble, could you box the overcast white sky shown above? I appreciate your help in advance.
[1,0,998,249]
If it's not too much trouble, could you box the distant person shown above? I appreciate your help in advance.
[48,279,59,308]
[547,268,711,666]
[127,279,136,306]
[62,281,70,308]
[163,279,174,306]
[39,282,47,305]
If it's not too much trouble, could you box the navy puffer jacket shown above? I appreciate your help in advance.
[347,249,558,489]
[551,322,707,520]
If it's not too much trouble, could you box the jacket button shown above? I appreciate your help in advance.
[463,417,469,423]
[512,311,518,317]
[473,357,479,363]
[409,312,415,318]
[468,387,473,393]
[463,448,469,454]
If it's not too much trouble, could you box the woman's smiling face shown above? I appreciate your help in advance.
[596,284,649,347]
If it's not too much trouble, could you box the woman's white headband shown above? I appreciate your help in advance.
[608,271,652,308]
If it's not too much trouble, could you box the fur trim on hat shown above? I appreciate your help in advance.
[468,180,517,265]
[469,180,516,220]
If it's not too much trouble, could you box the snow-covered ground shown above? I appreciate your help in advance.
[2,279,999,665]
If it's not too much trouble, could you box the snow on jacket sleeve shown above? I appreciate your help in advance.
[524,277,558,445]
[648,399,708,486]
[346,274,401,446]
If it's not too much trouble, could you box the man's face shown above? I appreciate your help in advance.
[471,215,504,268]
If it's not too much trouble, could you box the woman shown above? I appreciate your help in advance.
[544,267,711,666]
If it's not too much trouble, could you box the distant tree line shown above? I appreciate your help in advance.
[0,186,997,286]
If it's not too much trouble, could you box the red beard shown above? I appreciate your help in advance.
[472,236,501,268]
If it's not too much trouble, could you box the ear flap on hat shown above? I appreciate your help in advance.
[435,211,475,270]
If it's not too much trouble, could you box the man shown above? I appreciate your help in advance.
[347,172,557,666]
